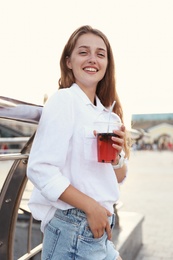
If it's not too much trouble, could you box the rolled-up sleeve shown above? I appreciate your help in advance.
[27,90,74,202]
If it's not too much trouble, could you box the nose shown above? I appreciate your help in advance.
[88,53,96,64]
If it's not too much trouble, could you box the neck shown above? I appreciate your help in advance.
[78,84,97,105]
[86,90,96,105]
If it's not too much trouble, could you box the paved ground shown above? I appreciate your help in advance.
[119,150,173,260]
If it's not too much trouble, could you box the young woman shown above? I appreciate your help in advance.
[27,25,130,260]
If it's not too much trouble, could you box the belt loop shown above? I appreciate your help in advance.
[111,213,115,229]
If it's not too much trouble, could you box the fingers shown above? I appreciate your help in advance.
[112,125,125,153]
[93,228,105,239]
[86,205,113,240]
[106,209,112,217]
[92,220,112,240]
[105,221,112,240]
[121,124,125,132]
[105,210,112,240]
[93,130,97,136]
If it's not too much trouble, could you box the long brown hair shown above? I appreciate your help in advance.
[58,25,130,158]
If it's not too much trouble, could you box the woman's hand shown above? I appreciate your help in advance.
[85,202,112,240]
[94,125,126,157]
[59,185,113,240]
[111,125,127,183]
[111,125,125,156]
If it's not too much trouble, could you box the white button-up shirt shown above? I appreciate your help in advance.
[27,83,126,232]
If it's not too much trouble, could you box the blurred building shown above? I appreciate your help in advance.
[131,113,173,150]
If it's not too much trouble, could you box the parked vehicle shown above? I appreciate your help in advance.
[0,123,28,151]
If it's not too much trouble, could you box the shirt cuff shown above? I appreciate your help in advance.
[41,176,70,202]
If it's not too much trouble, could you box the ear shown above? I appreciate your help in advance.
[66,56,72,69]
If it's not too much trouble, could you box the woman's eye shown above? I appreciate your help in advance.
[98,53,105,57]
[79,51,87,55]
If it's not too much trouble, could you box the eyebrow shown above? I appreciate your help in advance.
[78,45,106,52]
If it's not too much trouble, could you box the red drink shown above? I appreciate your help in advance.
[97,133,119,163]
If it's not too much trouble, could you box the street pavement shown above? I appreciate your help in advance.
[119,150,173,260]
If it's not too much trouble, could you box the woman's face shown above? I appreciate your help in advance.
[66,33,108,92]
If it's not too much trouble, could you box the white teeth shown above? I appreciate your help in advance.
[84,68,97,72]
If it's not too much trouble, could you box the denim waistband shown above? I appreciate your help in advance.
[64,208,86,217]
[55,208,115,226]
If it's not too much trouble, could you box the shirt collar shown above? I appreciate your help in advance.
[71,83,109,112]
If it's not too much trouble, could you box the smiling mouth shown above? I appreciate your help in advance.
[83,67,98,72]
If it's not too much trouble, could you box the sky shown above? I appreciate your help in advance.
[0,0,173,127]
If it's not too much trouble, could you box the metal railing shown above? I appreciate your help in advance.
[0,134,43,260]
[0,96,43,260]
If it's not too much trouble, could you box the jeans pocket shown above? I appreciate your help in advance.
[42,222,61,260]
[79,220,107,243]
[77,231,107,259]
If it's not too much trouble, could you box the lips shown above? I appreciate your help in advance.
[83,67,98,72]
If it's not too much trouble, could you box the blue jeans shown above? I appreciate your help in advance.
[42,208,119,260]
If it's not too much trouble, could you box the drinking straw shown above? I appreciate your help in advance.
[107,100,116,132]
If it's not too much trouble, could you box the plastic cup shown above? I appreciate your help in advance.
[95,122,121,163]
